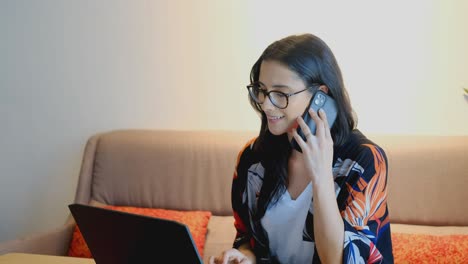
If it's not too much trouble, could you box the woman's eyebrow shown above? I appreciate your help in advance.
[257,81,291,89]
[271,84,290,89]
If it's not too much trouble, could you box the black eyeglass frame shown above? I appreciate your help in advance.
[246,83,322,109]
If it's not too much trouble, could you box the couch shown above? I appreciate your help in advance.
[1,129,467,263]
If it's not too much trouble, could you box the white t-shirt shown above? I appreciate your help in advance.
[260,182,314,264]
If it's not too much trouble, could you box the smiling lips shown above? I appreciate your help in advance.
[267,115,285,123]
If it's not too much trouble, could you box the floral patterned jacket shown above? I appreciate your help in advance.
[231,130,394,263]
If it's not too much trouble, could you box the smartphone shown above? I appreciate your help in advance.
[290,90,338,152]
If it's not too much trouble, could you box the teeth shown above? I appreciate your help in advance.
[269,116,283,120]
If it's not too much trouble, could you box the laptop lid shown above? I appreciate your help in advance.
[68,203,203,264]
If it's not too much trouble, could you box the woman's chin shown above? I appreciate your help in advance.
[267,126,287,136]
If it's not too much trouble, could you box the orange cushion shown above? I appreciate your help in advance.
[392,232,468,263]
[67,206,212,259]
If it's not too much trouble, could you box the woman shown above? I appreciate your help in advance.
[210,33,393,264]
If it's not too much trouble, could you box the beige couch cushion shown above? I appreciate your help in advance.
[87,130,257,215]
[391,223,468,235]
[369,134,468,226]
[203,216,236,263]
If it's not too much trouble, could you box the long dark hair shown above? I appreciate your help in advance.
[249,33,357,222]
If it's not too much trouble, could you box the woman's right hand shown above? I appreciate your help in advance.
[209,248,254,264]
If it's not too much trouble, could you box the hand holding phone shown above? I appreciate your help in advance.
[290,90,338,152]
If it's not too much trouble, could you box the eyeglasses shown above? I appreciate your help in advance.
[246,83,320,109]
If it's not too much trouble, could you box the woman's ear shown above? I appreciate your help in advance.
[319,85,329,94]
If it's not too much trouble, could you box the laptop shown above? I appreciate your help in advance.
[68,203,203,264]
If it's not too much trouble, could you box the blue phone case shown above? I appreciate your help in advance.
[290,90,338,152]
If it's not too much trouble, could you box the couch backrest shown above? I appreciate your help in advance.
[74,130,468,225]
[74,129,257,215]
[369,134,468,226]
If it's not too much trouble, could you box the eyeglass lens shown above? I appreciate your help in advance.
[248,85,288,108]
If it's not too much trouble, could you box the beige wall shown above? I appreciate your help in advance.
[1,0,467,243]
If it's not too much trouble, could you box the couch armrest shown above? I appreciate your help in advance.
[0,220,75,256]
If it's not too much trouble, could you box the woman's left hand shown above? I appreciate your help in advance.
[292,108,334,185]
